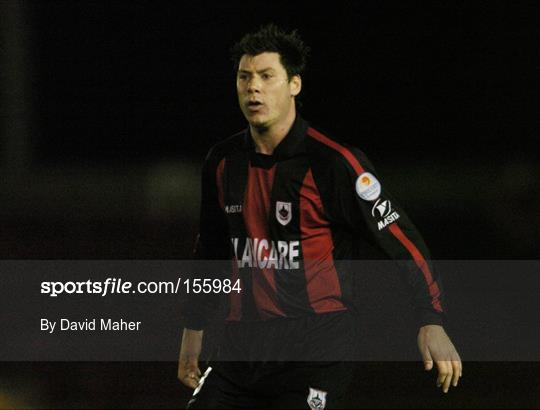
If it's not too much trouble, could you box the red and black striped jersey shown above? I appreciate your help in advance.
[184,115,444,330]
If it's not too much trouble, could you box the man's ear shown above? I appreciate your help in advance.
[290,75,302,97]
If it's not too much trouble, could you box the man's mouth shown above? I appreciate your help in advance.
[247,101,263,112]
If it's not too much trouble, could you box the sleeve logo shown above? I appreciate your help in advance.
[371,198,392,218]
[371,198,400,230]
[355,172,381,201]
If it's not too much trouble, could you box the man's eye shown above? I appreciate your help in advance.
[262,74,272,80]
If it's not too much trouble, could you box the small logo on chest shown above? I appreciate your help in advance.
[225,204,242,214]
[276,201,292,226]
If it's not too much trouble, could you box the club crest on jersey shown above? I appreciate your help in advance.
[355,172,381,201]
[276,201,292,226]
[307,387,327,410]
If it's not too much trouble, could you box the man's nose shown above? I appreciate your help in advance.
[247,77,261,92]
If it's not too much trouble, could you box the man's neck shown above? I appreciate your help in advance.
[250,109,296,155]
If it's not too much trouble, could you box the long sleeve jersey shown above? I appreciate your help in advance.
[183,114,445,330]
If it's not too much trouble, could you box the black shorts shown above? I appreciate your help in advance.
[187,310,357,409]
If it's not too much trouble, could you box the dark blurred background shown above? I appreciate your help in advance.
[0,1,538,408]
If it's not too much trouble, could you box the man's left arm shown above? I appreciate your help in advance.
[334,146,462,393]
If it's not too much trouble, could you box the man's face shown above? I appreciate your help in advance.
[236,52,301,129]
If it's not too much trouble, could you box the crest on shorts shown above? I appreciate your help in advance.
[276,201,292,226]
[307,387,327,410]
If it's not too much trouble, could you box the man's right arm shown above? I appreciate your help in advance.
[179,148,229,388]
[183,147,229,329]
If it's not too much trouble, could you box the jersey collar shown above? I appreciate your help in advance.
[243,114,309,160]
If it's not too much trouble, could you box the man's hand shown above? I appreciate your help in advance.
[178,328,203,389]
[417,325,462,393]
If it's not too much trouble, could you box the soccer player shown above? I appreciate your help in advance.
[178,24,462,409]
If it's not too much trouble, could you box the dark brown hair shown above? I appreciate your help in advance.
[231,24,310,80]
